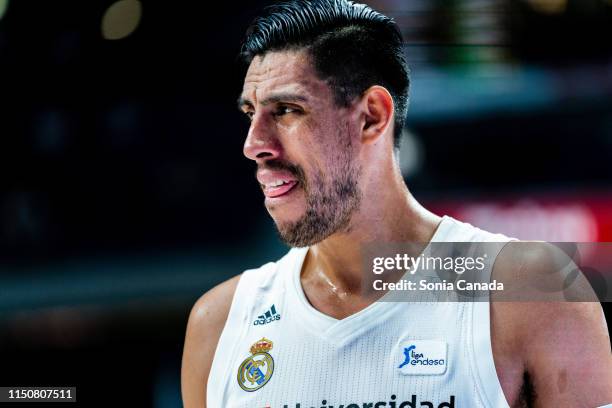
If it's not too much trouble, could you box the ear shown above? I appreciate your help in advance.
[359,85,394,145]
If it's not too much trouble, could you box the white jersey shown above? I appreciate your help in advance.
[208,216,513,408]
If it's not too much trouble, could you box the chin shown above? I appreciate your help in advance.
[265,196,305,221]
[268,207,304,228]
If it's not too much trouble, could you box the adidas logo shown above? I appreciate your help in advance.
[253,304,281,326]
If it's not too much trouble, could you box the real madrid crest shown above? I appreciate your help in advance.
[237,337,275,392]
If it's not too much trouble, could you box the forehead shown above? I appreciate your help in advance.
[241,50,331,104]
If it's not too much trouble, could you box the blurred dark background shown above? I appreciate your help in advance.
[1,0,611,406]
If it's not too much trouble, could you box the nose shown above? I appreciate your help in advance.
[243,113,282,163]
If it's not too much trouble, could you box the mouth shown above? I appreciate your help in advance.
[262,179,299,198]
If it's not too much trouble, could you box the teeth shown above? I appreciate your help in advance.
[269,180,286,187]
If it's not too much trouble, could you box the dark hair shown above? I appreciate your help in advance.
[240,0,409,149]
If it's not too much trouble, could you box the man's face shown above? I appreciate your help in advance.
[239,50,362,247]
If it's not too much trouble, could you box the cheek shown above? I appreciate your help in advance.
[282,128,325,173]
[288,112,355,176]
[323,122,357,169]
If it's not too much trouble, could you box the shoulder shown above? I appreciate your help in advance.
[181,274,242,408]
[187,274,243,342]
[492,241,605,338]
[185,248,299,336]
[186,248,299,327]
[492,241,599,304]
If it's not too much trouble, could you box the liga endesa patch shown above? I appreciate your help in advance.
[395,340,448,376]
[267,394,456,407]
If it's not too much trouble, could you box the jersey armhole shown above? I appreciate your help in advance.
[206,268,265,407]
[470,240,514,408]
[471,301,511,408]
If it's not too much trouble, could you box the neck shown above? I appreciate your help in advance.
[303,171,441,296]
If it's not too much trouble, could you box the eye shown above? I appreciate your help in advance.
[274,105,300,117]
[244,111,254,121]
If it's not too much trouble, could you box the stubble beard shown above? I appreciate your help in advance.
[276,155,362,248]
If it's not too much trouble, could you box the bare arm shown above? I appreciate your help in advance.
[181,275,241,408]
[525,300,612,407]
[494,243,612,407]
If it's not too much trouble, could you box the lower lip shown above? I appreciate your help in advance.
[264,181,299,201]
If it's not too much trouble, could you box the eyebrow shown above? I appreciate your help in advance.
[237,93,309,110]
